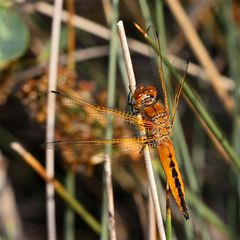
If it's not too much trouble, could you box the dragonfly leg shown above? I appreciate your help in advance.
[128,91,135,114]
[139,144,146,154]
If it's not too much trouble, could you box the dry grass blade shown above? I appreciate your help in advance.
[165,0,234,113]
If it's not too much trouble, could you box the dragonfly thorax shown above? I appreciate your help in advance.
[132,86,172,143]
[150,123,172,143]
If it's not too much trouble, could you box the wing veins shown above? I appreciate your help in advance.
[51,91,144,127]
[44,136,155,152]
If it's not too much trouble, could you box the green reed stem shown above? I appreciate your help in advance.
[101,0,119,239]
[138,0,152,27]
[64,171,75,240]
[64,1,76,239]
[218,1,240,237]
[55,180,101,234]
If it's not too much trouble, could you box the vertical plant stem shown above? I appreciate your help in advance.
[117,21,136,93]
[103,0,119,239]
[46,0,63,239]
[100,188,108,240]
[148,188,156,240]
[117,20,166,240]
[67,0,76,71]
[64,172,75,240]
[219,1,240,236]
[155,0,167,51]
[64,1,76,240]
[101,1,112,239]
[138,0,152,27]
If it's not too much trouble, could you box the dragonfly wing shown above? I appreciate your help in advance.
[171,54,189,124]
[44,137,150,164]
[157,140,189,220]
[50,91,142,127]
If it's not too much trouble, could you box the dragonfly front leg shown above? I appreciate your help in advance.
[139,139,157,154]
[139,144,146,154]
[128,90,136,114]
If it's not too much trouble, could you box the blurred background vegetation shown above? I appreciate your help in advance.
[0,0,239,239]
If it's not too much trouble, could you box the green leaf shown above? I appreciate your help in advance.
[0,7,29,69]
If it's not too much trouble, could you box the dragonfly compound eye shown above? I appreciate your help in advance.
[146,86,157,99]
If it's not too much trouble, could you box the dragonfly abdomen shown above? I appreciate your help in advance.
[157,140,189,220]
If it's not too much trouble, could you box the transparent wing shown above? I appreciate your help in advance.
[171,54,189,124]
[44,136,155,164]
[45,137,147,151]
[51,90,141,126]
[47,90,156,134]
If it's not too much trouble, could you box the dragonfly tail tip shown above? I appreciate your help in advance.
[183,211,189,221]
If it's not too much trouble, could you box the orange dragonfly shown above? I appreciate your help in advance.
[46,27,189,220]
[46,83,189,220]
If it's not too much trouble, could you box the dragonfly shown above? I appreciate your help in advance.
[46,83,189,220]
[45,28,189,220]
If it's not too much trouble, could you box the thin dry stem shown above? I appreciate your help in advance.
[104,154,116,240]
[117,21,136,92]
[34,2,110,40]
[67,0,76,71]
[148,188,156,240]
[117,20,166,240]
[11,143,53,182]
[168,0,210,53]
[101,0,112,24]
[102,2,119,238]
[46,1,63,239]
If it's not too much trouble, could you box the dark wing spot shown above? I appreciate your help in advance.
[172,168,178,178]
[175,178,181,188]
[170,160,175,168]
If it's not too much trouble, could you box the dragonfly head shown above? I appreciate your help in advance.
[133,85,157,108]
